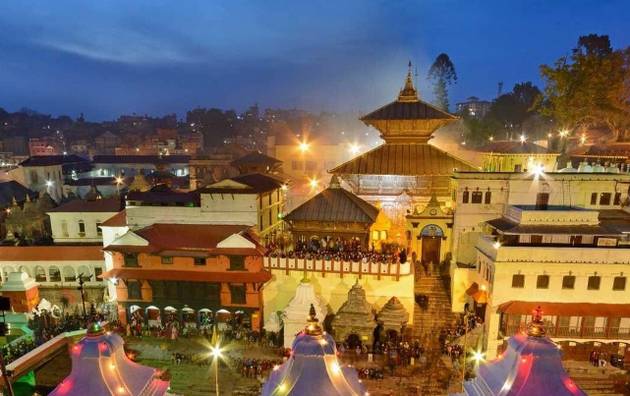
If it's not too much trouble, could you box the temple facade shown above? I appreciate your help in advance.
[331,63,475,258]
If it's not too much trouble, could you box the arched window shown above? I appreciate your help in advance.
[49,266,61,282]
[62,266,76,282]
[61,220,69,237]
[18,265,32,277]
[35,266,47,282]
[78,220,86,236]
[2,266,15,281]
[77,265,92,281]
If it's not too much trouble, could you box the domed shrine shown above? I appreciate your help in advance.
[456,307,586,396]
[377,296,409,336]
[49,323,171,396]
[262,305,367,396]
[282,278,328,348]
[331,280,375,346]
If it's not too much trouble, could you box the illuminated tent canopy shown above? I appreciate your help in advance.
[262,305,367,396]
[49,323,171,396]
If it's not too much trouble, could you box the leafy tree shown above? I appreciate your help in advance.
[427,53,457,111]
[540,34,630,141]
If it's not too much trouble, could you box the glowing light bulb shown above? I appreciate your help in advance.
[45,180,54,187]
[309,178,319,189]
[319,339,328,346]
[493,241,501,249]
[298,142,310,153]
[472,350,485,363]
[519,134,527,143]
[349,143,360,155]
[331,362,341,374]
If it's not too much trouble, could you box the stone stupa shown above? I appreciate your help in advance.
[377,296,409,335]
[282,277,328,348]
[331,280,375,345]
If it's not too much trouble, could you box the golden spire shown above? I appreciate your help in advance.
[305,304,323,336]
[527,306,546,337]
[398,61,419,102]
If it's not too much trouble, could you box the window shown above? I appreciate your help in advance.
[536,275,550,289]
[600,193,612,205]
[161,256,173,264]
[530,235,543,244]
[587,275,601,290]
[229,255,245,270]
[124,253,139,267]
[78,220,86,236]
[269,211,272,227]
[291,160,302,170]
[462,190,469,203]
[268,193,272,205]
[230,284,247,304]
[49,266,61,282]
[613,276,627,291]
[259,216,263,231]
[512,274,525,288]
[562,275,576,289]
[591,192,598,205]
[471,191,483,203]
[127,280,142,300]
[62,267,76,282]
[535,193,549,210]
[94,267,103,278]
[30,170,38,184]
[614,192,622,205]
[194,257,206,266]
[61,220,69,237]
[35,266,47,282]
[484,191,492,204]
[96,221,102,236]
[305,161,317,171]
[514,164,522,172]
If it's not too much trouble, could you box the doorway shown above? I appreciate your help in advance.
[421,237,441,265]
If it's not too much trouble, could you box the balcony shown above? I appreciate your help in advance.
[503,324,630,340]
[263,256,411,280]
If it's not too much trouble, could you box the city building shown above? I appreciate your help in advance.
[198,173,286,242]
[102,223,270,330]
[450,169,630,359]
[456,309,587,396]
[0,246,106,310]
[89,155,190,178]
[47,197,123,244]
[455,96,492,119]
[231,151,283,175]
[189,152,239,189]
[9,155,91,202]
[262,305,366,396]
[478,140,560,172]
[49,323,171,396]
[28,137,62,156]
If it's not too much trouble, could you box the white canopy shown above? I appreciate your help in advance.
[164,306,177,312]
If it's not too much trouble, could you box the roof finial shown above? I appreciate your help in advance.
[398,61,419,102]
[527,306,546,337]
[305,303,323,336]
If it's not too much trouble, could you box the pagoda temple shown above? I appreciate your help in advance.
[49,323,171,396]
[331,281,375,346]
[262,305,367,396]
[330,63,475,246]
[456,308,586,396]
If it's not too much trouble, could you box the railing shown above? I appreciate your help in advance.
[503,324,630,340]
[263,256,411,280]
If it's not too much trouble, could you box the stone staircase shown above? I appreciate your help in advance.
[413,272,460,340]
[412,269,462,395]
[564,361,628,396]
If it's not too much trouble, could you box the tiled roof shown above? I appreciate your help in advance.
[48,197,123,213]
[92,155,190,164]
[285,185,379,223]
[330,143,476,175]
[20,155,89,167]
[101,268,271,283]
[0,246,104,261]
[486,217,617,235]
[104,223,264,255]
[101,210,127,227]
[0,181,38,207]
[231,151,282,166]
[65,177,117,186]
[200,173,284,194]
[126,185,199,205]
[478,140,554,154]
[361,99,456,121]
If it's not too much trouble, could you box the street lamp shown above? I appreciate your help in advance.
[210,344,222,395]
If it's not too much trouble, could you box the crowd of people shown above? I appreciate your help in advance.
[268,238,406,264]
[233,357,284,381]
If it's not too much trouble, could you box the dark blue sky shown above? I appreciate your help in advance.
[1,0,629,120]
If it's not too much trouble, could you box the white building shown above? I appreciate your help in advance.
[47,198,123,244]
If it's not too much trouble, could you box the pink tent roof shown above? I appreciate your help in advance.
[49,324,169,396]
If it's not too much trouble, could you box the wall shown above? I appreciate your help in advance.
[9,165,64,202]
[49,211,118,243]
[262,269,415,331]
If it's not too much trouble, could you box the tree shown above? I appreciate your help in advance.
[540,34,630,141]
[427,53,457,111]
